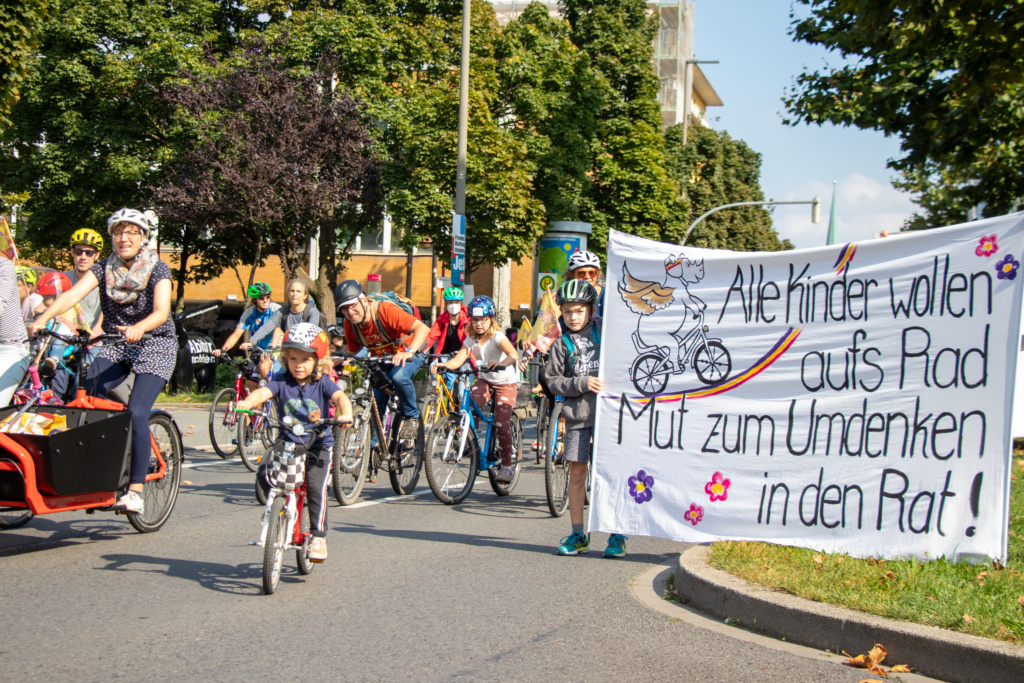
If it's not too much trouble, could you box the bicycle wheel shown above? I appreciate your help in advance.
[544,403,569,517]
[332,406,369,506]
[128,414,183,533]
[631,352,670,396]
[296,504,315,576]
[208,387,239,458]
[693,341,732,385]
[0,507,33,530]
[534,393,548,464]
[255,469,268,506]
[424,414,478,504]
[388,415,423,495]
[238,413,265,472]
[263,496,287,595]
[488,413,523,496]
[420,394,439,430]
[259,400,279,449]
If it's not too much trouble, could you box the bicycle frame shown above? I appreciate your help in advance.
[442,371,504,473]
[255,485,308,550]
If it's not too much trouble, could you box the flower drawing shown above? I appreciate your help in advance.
[704,471,731,502]
[628,470,654,504]
[976,234,999,258]
[684,503,704,526]
[996,254,1020,281]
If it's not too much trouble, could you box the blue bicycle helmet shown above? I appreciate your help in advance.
[467,295,496,317]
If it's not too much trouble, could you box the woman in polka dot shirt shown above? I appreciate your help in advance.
[29,208,177,515]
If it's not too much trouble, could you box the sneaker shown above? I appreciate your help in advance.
[309,536,327,562]
[114,490,144,514]
[495,466,515,484]
[603,534,628,558]
[557,532,590,556]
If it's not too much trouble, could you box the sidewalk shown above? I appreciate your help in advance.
[674,545,1024,683]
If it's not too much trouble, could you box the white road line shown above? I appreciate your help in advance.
[342,488,435,508]
[183,458,238,469]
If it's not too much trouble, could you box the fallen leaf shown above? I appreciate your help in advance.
[858,680,887,683]
[182,480,193,486]
[836,556,845,563]
[813,554,824,565]
[890,664,916,673]
[188,424,195,429]
[843,644,888,675]
[977,571,988,579]
[182,397,192,402]
[1017,596,1024,608]
[963,613,977,625]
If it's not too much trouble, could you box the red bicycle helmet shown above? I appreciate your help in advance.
[281,322,330,360]
[36,271,72,297]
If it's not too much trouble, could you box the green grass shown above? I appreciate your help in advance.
[708,455,1024,643]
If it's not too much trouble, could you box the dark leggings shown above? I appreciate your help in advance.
[86,358,166,486]
[257,443,333,536]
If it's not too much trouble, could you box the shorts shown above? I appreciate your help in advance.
[562,426,592,464]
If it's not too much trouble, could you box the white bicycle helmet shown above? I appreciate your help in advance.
[106,208,151,236]
[567,250,601,272]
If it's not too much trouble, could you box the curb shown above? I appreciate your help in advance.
[156,403,212,409]
[674,546,1024,683]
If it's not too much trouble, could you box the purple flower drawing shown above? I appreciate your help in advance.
[996,254,1020,281]
[628,470,654,504]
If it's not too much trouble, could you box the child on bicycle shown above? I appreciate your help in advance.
[435,295,520,483]
[542,279,626,558]
[236,323,353,562]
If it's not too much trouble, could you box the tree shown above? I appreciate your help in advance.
[664,123,792,251]
[0,0,52,133]
[783,0,1024,227]
[151,40,384,318]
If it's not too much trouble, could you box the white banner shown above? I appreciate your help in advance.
[590,215,1024,561]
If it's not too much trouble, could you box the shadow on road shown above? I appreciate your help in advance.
[184,480,260,508]
[0,517,134,557]
[99,552,273,595]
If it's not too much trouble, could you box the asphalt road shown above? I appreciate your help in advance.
[0,409,897,682]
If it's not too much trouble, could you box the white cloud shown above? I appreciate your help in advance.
[771,174,918,249]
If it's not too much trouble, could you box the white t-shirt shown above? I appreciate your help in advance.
[464,330,517,385]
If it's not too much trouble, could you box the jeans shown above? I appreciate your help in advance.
[441,359,471,406]
[371,352,424,420]
[0,344,30,406]
[86,358,166,486]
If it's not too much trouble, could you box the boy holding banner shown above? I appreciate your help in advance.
[542,279,627,558]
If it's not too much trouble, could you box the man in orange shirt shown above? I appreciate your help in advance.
[336,280,429,420]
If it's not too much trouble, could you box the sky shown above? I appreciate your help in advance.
[692,1,919,248]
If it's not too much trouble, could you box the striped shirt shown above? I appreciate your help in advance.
[0,258,28,347]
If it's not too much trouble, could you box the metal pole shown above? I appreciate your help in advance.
[454,0,471,216]
[683,198,821,245]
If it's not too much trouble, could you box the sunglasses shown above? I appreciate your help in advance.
[73,247,98,257]
[575,269,600,279]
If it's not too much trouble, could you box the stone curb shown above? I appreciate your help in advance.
[674,545,1024,683]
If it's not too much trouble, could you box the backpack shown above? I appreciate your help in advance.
[367,291,421,321]
[561,325,601,377]
[351,292,422,352]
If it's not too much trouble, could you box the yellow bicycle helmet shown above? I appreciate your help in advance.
[16,265,38,287]
[70,228,104,251]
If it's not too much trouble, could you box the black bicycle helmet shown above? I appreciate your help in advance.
[334,279,365,309]
[556,279,598,305]
[327,324,346,340]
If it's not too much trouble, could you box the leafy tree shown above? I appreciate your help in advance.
[783,0,1024,227]
[664,123,791,252]
[151,40,384,317]
[0,0,52,133]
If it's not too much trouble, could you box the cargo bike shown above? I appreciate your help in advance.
[0,329,184,533]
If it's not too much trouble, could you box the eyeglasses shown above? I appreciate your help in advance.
[256,294,272,301]
[111,227,143,238]
[574,269,600,280]
[73,247,98,257]
[339,302,362,313]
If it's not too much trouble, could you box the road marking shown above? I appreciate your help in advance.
[342,488,435,508]
[183,458,238,470]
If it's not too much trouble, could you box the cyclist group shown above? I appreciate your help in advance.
[2,206,623,560]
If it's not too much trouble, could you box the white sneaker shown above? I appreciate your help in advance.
[495,466,515,484]
[114,490,144,514]
[309,536,327,562]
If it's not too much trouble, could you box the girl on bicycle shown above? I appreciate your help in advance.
[237,322,353,562]
[28,208,177,515]
[435,295,519,483]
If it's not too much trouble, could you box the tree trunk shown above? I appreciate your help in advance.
[493,260,512,332]
[174,248,191,314]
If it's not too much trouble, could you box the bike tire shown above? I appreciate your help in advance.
[208,388,239,458]
[424,414,478,505]
[0,507,33,530]
[388,415,423,495]
[263,496,287,595]
[693,341,732,385]
[127,414,183,533]
[544,402,569,517]
[631,352,670,396]
[238,413,266,473]
[488,413,523,496]
[260,400,279,449]
[296,504,315,576]
[534,393,548,464]
[255,469,268,506]
[332,407,370,506]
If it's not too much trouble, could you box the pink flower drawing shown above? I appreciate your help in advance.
[976,234,998,258]
[704,471,731,502]
[684,503,704,526]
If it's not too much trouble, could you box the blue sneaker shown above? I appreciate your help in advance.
[557,532,590,556]
[603,534,627,558]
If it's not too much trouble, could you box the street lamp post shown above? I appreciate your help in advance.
[682,198,821,246]
[682,58,718,145]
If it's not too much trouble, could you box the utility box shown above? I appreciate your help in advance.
[366,273,382,295]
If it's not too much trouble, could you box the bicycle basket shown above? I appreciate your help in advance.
[268,442,306,491]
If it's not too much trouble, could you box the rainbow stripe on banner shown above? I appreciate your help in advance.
[615,327,802,405]
[833,242,856,276]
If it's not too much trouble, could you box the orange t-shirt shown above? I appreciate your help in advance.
[344,301,416,356]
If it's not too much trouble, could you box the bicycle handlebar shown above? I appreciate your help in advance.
[37,328,152,346]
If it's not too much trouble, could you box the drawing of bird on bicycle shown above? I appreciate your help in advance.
[618,254,732,396]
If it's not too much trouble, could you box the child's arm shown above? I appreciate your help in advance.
[540,340,590,397]
[331,390,354,427]
[437,347,470,372]
[487,334,519,371]
[236,386,272,411]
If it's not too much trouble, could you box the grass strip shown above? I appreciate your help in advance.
[708,456,1024,643]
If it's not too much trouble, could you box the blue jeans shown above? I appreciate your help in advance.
[371,353,424,420]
